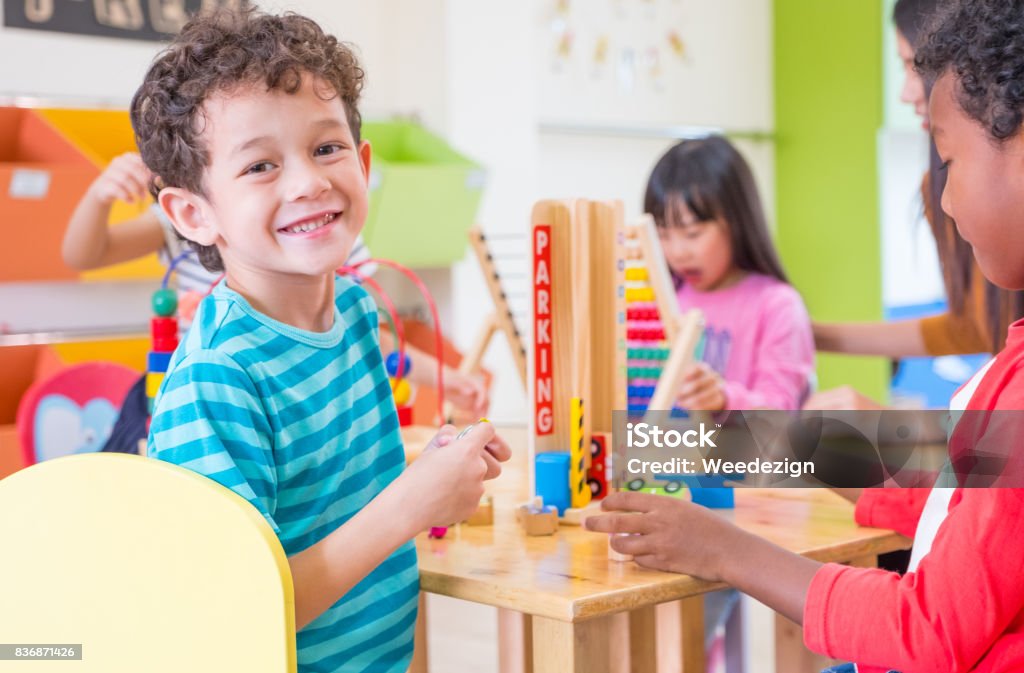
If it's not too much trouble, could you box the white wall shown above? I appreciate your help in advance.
[0,4,161,103]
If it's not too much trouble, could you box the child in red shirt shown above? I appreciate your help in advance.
[587,1,1024,671]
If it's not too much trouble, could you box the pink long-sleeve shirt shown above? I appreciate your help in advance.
[677,272,815,411]
[804,320,1024,672]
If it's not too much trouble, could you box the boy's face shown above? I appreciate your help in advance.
[164,75,370,282]
[931,72,1024,290]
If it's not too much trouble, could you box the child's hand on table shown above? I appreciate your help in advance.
[676,362,727,412]
[585,491,743,582]
[400,422,511,530]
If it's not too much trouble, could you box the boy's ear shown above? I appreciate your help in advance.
[358,140,372,185]
[158,188,218,246]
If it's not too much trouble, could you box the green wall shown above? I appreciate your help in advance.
[774,0,888,400]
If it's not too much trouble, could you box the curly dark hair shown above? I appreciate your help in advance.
[130,8,365,272]
[916,0,1024,142]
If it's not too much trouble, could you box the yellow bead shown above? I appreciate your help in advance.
[391,378,412,406]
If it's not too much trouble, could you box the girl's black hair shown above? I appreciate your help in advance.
[893,1,977,329]
[893,0,941,47]
[643,135,788,286]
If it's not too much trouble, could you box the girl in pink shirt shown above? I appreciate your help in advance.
[589,2,1024,671]
[645,135,815,411]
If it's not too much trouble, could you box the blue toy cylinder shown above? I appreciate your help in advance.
[535,452,571,515]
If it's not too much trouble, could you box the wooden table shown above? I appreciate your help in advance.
[408,426,912,673]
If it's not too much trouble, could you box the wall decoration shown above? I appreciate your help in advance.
[4,0,246,42]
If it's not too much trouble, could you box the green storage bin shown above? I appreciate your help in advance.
[361,120,486,267]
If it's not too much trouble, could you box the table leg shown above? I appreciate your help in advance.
[679,596,706,673]
[532,615,611,673]
[609,612,630,672]
[656,596,706,672]
[410,592,429,673]
[775,613,833,673]
[629,606,657,673]
[499,608,533,673]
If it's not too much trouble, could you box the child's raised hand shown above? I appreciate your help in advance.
[675,362,726,412]
[584,491,743,582]
[89,152,152,206]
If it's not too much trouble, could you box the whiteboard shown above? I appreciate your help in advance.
[535,0,773,131]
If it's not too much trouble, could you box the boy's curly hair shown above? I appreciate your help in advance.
[916,0,1024,142]
[130,9,365,272]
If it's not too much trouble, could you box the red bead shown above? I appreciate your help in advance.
[151,317,178,338]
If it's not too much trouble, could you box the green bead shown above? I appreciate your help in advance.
[152,288,178,317]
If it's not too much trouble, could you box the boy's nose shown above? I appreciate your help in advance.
[285,161,331,201]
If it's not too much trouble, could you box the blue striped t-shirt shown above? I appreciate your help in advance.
[149,274,418,673]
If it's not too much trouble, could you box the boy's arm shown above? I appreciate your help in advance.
[63,153,165,270]
[288,422,507,628]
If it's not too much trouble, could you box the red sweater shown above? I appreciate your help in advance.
[803,320,1024,672]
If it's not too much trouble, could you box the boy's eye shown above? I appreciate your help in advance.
[315,143,343,157]
[244,161,274,175]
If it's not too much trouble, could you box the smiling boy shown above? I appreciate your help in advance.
[135,10,508,672]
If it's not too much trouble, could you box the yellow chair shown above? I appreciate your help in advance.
[0,453,296,672]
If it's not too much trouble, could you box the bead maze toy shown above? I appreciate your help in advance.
[528,201,707,537]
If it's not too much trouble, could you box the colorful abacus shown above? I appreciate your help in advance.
[623,226,673,415]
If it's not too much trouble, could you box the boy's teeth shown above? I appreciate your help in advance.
[286,213,334,233]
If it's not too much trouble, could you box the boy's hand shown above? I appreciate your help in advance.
[675,362,726,412]
[89,152,152,206]
[585,491,744,582]
[400,422,509,530]
[444,369,489,421]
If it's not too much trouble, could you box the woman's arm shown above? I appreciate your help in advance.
[813,319,928,357]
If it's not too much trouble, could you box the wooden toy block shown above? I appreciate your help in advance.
[519,504,558,536]
[535,451,571,515]
[516,496,544,523]
[463,495,494,526]
[560,500,601,526]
